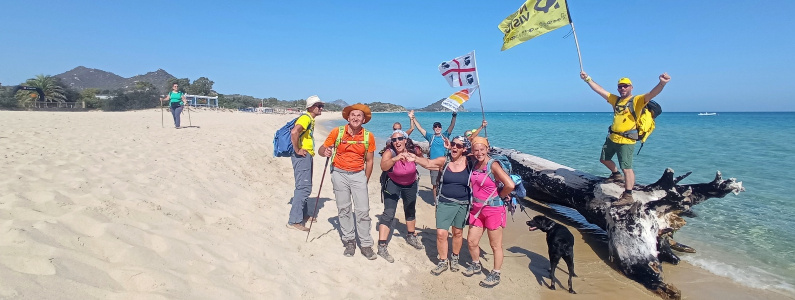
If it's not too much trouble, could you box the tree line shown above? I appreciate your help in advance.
[0,75,346,111]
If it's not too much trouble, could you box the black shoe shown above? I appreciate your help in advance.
[361,246,377,260]
[343,240,356,257]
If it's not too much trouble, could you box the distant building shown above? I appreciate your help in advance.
[185,94,219,108]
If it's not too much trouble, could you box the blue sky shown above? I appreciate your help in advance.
[1,1,793,112]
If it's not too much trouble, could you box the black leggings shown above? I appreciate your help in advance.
[380,179,418,225]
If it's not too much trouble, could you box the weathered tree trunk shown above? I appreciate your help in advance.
[489,147,744,300]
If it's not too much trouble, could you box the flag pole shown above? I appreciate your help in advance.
[472,50,487,138]
[570,23,584,72]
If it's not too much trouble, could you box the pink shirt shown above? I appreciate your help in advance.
[388,159,417,186]
[470,162,498,201]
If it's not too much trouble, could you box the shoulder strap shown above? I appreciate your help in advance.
[330,126,346,166]
[435,155,452,204]
[484,158,496,185]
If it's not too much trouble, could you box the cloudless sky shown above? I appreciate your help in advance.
[2,1,793,112]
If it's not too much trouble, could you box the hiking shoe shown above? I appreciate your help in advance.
[450,254,461,272]
[430,260,448,276]
[605,172,624,183]
[406,234,424,249]
[479,270,501,288]
[361,246,377,260]
[462,261,482,277]
[286,223,309,232]
[377,244,394,263]
[343,240,356,257]
[612,191,635,206]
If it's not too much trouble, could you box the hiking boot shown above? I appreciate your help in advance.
[286,223,309,232]
[605,172,624,183]
[377,244,394,263]
[343,240,356,257]
[450,254,461,272]
[430,260,448,276]
[462,261,482,277]
[479,270,501,288]
[361,246,377,260]
[612,191,635,206]
[406,234,424,249]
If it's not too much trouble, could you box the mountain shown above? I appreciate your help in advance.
[416,98,468,112]
[55,66,174,92]
[367,101,405,112]
[330,99,348,108]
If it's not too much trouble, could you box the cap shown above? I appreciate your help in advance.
[433,122,442,128]
[618,78,632,85]
[306,95,322,108]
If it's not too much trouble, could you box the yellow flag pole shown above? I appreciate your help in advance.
[570,22,584,72]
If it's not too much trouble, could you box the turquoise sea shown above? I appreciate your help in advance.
[332,111,795,293]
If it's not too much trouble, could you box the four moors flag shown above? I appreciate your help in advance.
[438,51,479,88]
[441,88,475,112]
[499,0,572,51]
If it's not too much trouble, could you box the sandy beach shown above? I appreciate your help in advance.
[0,110,791,300]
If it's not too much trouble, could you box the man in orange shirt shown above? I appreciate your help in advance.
[319,104,378,259]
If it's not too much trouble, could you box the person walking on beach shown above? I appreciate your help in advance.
[286,95,324,232]
[412,136,473,275]
[319,104,378,259]
[580,71,671,206]
[410,110,457,199]
[376,130,424,263]
[464,137,515,288]
[161,83,187,129]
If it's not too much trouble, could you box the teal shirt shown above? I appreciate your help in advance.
[169,91,183,103]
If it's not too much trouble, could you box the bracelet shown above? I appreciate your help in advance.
[584,77,592,83]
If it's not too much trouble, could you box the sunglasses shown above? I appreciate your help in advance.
[451,142,465,149]
[313,104,324,108]
[433,126,442,129]
[617,85,631,89]
[391,137,406,142]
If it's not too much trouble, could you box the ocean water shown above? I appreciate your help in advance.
[331,111,795,293]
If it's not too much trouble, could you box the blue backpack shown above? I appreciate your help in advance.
[273,114,310,157]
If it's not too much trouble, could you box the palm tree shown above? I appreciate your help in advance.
[22,74,67,103]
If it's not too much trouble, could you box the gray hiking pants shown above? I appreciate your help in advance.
[331,170,373,247]
[289,153,313,224]
[170,104,183,128]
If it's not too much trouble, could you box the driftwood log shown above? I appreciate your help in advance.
[490,147,745,300]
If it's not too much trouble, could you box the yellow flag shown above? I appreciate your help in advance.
[499,0,572,51]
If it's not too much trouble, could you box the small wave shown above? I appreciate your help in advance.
[683,255,795,296]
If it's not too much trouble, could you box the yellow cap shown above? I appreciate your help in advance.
[618,78,632,85]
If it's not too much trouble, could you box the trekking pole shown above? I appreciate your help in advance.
[187,103,192,127]
[160,98,164,128]
[306,157,331,242]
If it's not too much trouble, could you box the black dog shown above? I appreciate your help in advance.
[527,215,577,294]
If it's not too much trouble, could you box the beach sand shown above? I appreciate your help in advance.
[0,110,791,299]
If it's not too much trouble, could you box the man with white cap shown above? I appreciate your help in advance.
[579,71,671,206]
[286,95,324,231]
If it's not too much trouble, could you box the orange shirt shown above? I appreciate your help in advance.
[323,125,376,172]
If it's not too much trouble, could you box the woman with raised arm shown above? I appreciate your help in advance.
[377,130,423,263]
[411,136,472,276]
[463,136,515,288]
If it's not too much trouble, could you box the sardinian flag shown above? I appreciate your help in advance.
[441,87,476,112]
[438,51,479,88]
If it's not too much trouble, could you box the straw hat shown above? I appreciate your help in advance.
[342,103,372,124]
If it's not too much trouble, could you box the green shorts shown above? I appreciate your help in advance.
[436,200,468,230]
[600,138,635,170]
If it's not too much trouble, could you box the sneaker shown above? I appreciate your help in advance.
[361,246,377,260]
[406,234,424,249]
[286,223,309,232]
[450,254,461,272]
[430,260,448,276]
[479,270,501,288]
[377,244,394,263]
[612,191,635,206]
[343,240,356,257]
[462,261,482,277]
[605,172,623,183]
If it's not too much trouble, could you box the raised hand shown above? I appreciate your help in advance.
[659,72,671,83]
[481,120,488,128]
[408,110,415,119]
[580,71,589,80]
[443,137,451,149]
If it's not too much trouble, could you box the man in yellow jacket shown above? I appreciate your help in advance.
[579,71,671,206]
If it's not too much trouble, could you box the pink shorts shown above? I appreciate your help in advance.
[468,204,506,230]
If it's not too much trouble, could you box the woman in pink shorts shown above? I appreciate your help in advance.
[463,137,515,288]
